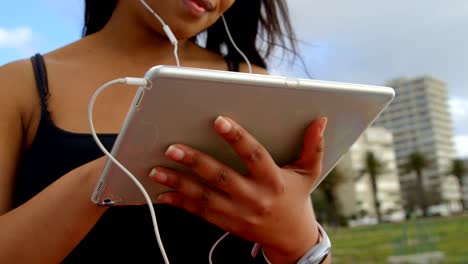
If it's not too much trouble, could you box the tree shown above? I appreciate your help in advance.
[449,159,466,211]
[403,152,430,217]
[360,151,384,223]
[313,168,346,226]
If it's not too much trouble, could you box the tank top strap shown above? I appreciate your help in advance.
[30,53,51,118]
[225,56,240,72]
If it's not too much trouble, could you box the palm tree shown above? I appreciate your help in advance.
[449,159,466,211]
[360,151,384,223]
[313,168,345,226]
[404,152,430,217]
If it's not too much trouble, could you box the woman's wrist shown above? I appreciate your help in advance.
[261,221,320,264]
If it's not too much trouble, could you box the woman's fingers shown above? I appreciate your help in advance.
[150,167,236,214]
[148,116,326,252]
[288,118,327,180]
[162,144,252,197]
[157,192,242,234]
[213,116,279,181]
[160,115,283,194]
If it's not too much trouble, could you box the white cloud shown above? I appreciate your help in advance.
[449,97,468,121]
[0,27,34,55]
[455,135,468,158]
[279,0,468,139]
[284,0,468,97]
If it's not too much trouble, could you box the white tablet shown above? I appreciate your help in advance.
[91,65,394,206]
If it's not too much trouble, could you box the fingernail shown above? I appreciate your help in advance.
[165,145,185,161]
[149,168,167,183]
[320,117,328,137]
[157,194,172,204]
[215,116,232,134]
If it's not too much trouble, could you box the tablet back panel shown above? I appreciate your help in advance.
[92,66,394,205]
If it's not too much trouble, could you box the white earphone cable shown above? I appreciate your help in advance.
[89,4,254,264]
[88,78,170,264]
[139,0,180,67]
[208,231,231,264]
[208,16,254,264]
[221,15,252,74]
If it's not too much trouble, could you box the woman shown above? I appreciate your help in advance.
[0,0,331,263]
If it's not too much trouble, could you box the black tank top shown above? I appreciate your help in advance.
[13,54,263,263]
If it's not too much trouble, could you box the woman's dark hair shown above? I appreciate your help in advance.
[82,0,298,69]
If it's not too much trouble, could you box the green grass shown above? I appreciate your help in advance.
[327,215,468,263]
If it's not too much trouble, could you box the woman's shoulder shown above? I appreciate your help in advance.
[0,57,36,86]
[0,35,87,98]
[0,58,39,118]
[0,56,56,153]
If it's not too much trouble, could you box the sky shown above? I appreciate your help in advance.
[1,0,467,157]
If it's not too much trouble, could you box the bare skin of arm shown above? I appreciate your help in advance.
[0,27,331,263]
[0,61,330,264]
[0,61,108,263]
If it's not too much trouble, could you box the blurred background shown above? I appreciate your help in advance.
[1,0,467,263]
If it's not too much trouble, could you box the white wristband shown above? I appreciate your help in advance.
[254,222,331,264]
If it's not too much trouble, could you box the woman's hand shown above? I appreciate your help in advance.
[149,116,327,264]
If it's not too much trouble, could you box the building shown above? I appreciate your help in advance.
[334,127,404,223]
[373,76,458,212]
